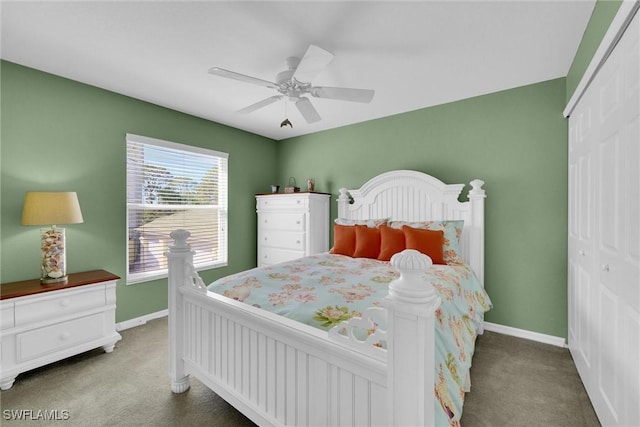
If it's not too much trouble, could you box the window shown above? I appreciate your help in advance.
[126,133,228,284]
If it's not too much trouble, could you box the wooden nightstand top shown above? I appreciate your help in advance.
[0,270,120,300]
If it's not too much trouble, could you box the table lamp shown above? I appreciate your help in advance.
[21,192,84,284]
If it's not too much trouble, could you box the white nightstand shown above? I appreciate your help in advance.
[256,192,330,266]
[0,270,122,390]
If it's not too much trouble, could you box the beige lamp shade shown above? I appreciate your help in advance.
[21,192,84,226]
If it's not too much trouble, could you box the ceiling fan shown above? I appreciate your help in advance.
[208,44,375,124]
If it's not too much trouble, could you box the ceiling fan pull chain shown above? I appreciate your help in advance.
[280,97,292,128]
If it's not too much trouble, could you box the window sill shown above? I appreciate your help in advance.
[126,261,228,285]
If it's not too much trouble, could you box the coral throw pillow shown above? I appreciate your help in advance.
[378,224,406,261]
[402,225,445,264]
[330,224,357,256]
[353,225,381,259]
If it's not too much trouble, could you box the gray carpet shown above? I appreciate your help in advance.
[0,317,599,426]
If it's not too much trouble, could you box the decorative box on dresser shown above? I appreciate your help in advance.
[0,270,122,390]
[256,192,331,267]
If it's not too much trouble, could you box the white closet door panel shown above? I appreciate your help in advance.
[597,134,621,253]
[578,156,593,242]
[627,118,640,267]
[568,260,577,351]
[577,264,594,369]
[622,309,640,426]
[597,285,621,422]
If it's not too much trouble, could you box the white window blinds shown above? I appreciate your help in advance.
[126,134,228,284]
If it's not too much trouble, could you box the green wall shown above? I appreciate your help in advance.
[276,78,569,338]
[0,61,276,322]
[566,0,623,101]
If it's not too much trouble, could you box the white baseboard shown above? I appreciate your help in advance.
[116,309,168,331]
[483,321,567,348]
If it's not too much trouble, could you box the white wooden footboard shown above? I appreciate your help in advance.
[167,230,441,426]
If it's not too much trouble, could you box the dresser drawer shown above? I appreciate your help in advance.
[260,248,305,266]
[261,231,305,251]
[14,286,105,326]
[260,213,305,231]
[16,313,104,362]
[257,195,308,211]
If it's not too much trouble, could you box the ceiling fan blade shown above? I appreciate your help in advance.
[295,97,321,124]
[209,67,278,88]
[237,95,283,114]
[291,45,334,83]
[311,86,375,103]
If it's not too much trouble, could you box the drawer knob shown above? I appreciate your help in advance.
[264,237,268,241]
[297,200,301,204]
[60,332,71,340]
[602,264,610,272]
[296,240,300,244]
[296,221,300,225]
[579,250,586,256]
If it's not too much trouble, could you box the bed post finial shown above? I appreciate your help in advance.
[388,249,437,304]
[170,229,191,248]
[337,188,350,219]
[385,249,441,427]
[469,179,485,198]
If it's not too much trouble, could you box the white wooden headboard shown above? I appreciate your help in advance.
[337,170,486,285]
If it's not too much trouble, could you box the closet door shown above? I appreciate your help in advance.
[594,10,639,426]
[568,72,596,392]
[569,10,639,427]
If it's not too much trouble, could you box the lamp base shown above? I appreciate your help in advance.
[40,227,67,284]
[41,275,69,285]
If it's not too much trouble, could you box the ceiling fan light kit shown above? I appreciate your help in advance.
[209,44,375,125]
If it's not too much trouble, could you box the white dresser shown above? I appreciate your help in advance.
[0,270,122,390]
[256,192,331,267]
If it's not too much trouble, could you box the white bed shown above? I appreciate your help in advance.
[167,169,487,426]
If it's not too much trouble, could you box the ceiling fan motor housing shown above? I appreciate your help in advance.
[276,56,303,84]
[276,68,295,85]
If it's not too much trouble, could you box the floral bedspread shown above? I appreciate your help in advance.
[207,253,492,426]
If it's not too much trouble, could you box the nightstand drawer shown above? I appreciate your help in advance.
[261,231,305,251]
[257,196,308,211]
[16,313,104,362]
[15,286,105,326]
[260,213,305,231]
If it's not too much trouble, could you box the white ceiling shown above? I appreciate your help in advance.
[1,1,595,141]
